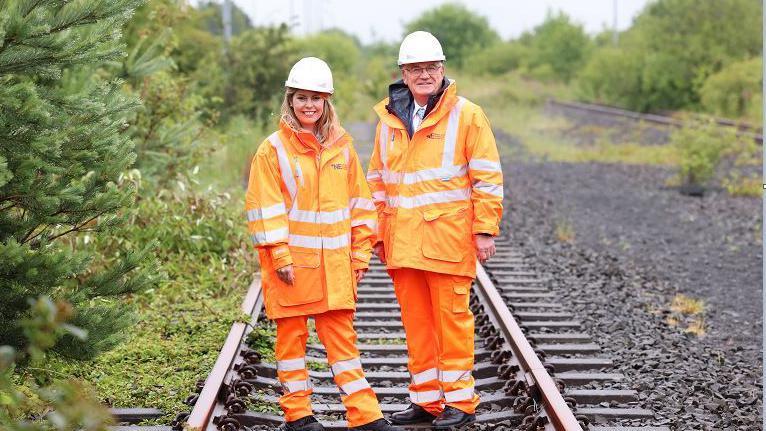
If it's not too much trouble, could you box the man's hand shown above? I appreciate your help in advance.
[276,264,295,285]
[373,242,386,264]
[354,268,367,283]
[475,234,496,264]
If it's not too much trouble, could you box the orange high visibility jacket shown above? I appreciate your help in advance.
[368,81,503,278]
[246,120,376,319]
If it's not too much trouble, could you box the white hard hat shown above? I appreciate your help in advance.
[398,31,446,66]
[285,57,334,94]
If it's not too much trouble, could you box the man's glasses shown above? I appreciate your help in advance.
[403,63,442,76]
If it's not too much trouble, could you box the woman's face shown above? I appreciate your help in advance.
[292,90,326,129]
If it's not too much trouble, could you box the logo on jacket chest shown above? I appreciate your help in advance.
[331,163,347,170]
[426,132,445,140]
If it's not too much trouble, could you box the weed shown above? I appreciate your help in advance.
[666,294,707,337]
[245,321,276,364]
[554,219,575,243]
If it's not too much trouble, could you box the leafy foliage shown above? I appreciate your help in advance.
[700,57,762,123]
[578,0,762,112]
[0,0,156,360]
[404,3,499,68]
[463,42,529,76]
[518,11,591,82]
[670,119,733,187]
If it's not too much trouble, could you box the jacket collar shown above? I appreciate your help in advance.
[278,119,349,159]
[374,78,457,135]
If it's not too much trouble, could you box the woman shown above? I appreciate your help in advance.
[246,57,401,431]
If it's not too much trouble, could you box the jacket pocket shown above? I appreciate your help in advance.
[422,207,469,263]
[278,249,323,306]
[452,284,469,313]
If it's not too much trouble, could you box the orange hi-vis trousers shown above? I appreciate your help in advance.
[389,268,480,415]
[275,310,384,427]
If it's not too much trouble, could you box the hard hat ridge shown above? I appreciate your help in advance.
[285,56,334,94]
[398,31,446,66]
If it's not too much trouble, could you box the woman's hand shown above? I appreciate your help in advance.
[276,264,295,285]
[354,268,367,283]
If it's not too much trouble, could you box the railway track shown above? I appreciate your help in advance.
[549,99,763,144]
[170,236,669,431]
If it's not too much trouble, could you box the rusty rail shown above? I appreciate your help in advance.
[185,278,264,431]
[549,99,763,144]
[474,262,583,431]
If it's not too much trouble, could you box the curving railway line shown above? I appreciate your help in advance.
[162,236,670,431]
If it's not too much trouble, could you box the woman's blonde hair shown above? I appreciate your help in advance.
[280,87,341,144]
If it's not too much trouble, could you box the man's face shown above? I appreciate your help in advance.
[401,61,444,102]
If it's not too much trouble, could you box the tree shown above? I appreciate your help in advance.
[196,24,296,124]
[404,3,499,68]
[0,0,156,359]
[521,11,591,82]
[578,0,762,112]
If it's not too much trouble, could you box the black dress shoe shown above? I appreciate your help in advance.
[278,415,325,431]
[432,406,476,429]
[349,418,404,430]
[389,403,438,425]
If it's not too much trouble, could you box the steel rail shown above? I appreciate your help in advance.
[549,99,763,144]
[185,278,264,431]
[475,261,583,431]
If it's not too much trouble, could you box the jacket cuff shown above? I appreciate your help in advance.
[269,244,293,269]
[473,224,499,236]
[351,259,369,271]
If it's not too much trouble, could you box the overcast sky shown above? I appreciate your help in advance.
[209,0,654,44]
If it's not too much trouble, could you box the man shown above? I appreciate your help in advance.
[366,31,503,428]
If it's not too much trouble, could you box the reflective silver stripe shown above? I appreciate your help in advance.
[392,188,471,209]
[251,227,289,245]
[473,181,503,197]
[339,377,371,396]
[247,202,287,222]
[439,370,472,383]
[288,233,350,249]
[469,158,502,172]
[400,165,466,185]
[331,358,362,375]
[372,191,386,203]
[349,197,376,211]
[351,219,376,229]
[277,357,306,372]
[366,170,383,181]
[442,97,466,170]
[381,170,401,184]
[343,147,350,164]
[282,379,311,393]
[289,208,350,224]
[409,390,442,404]
[411,368,438,385]
[444,387,475,402]
[269,132,297,201]
[379,124,389,169]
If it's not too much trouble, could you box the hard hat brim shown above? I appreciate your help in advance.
[397,55,447,66]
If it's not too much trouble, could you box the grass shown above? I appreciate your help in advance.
[722,173,762,197]
[35,142,260,422]
[455,71,679,166]
[554,219,575,243]
[665,294,707,337]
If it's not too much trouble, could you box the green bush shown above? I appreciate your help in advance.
[519,11,592,83]
[463,42,529,76]
[576,47,644,110]
[670,119,733,186]
[700,57,763,123]
[577,0,761,112]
